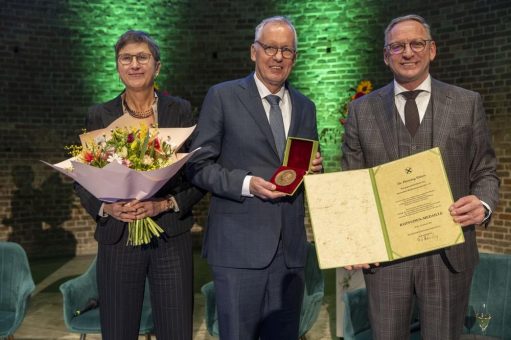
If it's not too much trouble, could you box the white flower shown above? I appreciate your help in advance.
[107,153,123,164]
[94,134,107,147]
[143,155,153,165]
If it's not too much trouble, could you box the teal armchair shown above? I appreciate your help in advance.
[59,257,154,340]
[0,242,35,339]
[201,242,324,339]
[343,252,511,339]
[342,287,421,340]
[467,252,511,338]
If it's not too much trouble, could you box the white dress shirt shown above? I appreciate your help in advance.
[394,75,431,125]
[241,74,293,197]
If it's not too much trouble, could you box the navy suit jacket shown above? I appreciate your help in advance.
[342,78,499,272]
[187,74,318,269]
[75,92,204,245]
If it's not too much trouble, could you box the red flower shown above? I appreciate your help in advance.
[83,151,94,163]
[127,133,134,143]
[352,92,365,100]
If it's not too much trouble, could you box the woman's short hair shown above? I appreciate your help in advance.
[114,30,160,62]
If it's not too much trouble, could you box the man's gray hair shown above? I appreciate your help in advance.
[254,16,298,49]
[384,14,432,46]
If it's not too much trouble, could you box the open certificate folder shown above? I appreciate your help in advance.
[304,147,464,269]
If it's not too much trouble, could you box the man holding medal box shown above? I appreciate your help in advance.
[187,16,322,340]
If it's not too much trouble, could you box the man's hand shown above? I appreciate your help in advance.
[310,152,323,173]
[449,195,486,226]
[344,263,380,271]
[249,176,287,200]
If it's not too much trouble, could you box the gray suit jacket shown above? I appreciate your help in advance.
[342,78,499,272]
[187,73,319,269]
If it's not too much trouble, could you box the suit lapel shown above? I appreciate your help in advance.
[376,83,400,161]
[101,94,124,127]
[236,74,280,159]
[431,79,453,148]
[157,94,178,128]
[287,84,301,138]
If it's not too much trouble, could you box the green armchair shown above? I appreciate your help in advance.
[201,242,324,339]
[343,287,422,340]
[0,242,35,339]
[343,252,511,339]
[59,257,154,340]
[467,252,511,338]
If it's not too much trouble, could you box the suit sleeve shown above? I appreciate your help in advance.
[186,86,249,202]
[468,93,499,211]
[73,105,106,220]
[341,100,366,171]
[161,99,205,218]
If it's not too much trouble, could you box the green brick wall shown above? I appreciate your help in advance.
[1,0,509,257]
[275,1,389,171]
[66,0,186,103]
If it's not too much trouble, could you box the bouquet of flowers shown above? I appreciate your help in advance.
[70,124,177,170]
[339,80,373,125]
[43,115,198,246]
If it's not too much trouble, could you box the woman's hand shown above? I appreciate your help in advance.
[104,198,172,221]
[130,199,169,219]
[103,201,138,222]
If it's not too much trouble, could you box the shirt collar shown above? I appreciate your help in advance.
[253,73,286,100]
[394,74,431,97]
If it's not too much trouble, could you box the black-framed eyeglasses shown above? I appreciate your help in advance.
[385,39,433,55]
[254,41,296,59]
[118,53,152,65]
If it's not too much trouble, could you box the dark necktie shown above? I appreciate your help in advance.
[266,95,286,161]
[401,90,422,137]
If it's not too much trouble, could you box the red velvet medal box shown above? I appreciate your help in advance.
[269,137,319,195]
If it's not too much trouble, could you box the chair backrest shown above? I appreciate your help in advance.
[59,256,153,335]
[200,281,219,336]
[59,257,98,330]
[0,242,35,310]
[342,287,420,340]
[304,242,324,296]
[0,242,35,337]
[299,242,325,337]
[468,252,511,338]
[343,287,371,340]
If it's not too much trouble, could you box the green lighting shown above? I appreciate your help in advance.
[276,1,383,171]
[68,1,185,103]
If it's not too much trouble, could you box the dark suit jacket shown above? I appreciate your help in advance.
[75,92,204,245]
[342,78,499,272]
[187,73,319,269]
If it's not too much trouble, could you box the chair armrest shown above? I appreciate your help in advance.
[59,272,98,326]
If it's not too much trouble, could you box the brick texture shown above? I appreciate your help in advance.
[0,0,509,257]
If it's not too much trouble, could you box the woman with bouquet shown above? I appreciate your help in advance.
[74,30,204,340]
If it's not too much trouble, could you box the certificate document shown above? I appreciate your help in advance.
[303,147,464,269]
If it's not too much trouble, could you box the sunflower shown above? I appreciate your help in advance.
[356,80,373,94]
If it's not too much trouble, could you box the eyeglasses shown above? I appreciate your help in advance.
[118,53,152,65]
[385,39,433,55]
[254,41,296,59]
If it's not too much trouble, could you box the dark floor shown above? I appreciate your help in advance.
[13,246,339,339]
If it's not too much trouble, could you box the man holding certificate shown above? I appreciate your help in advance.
[341,14,499,340]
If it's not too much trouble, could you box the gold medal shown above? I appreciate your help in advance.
[275,169,296,186]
